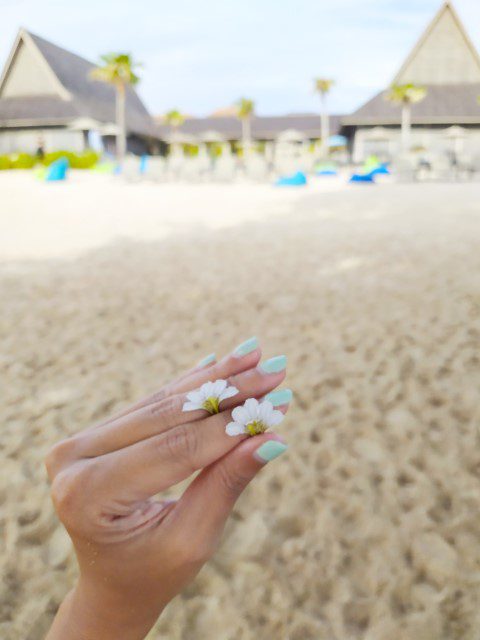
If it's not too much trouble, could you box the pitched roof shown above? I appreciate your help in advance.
[343,84,480,126]
[0,29,157,137]
[156,113,343,141]
[393,2,480,85]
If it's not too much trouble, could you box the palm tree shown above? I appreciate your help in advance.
[164,109,186,141]
[386,83,427,152]
[90,53,141,164]
[236,98,255,157]
[314,78,335,156]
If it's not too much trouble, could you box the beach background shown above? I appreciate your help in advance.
[2,173,480,639]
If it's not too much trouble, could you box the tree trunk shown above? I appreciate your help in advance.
[320,93,329,158]
[242,117,251,159]
[401,103,411,152]
[116,84,127,164]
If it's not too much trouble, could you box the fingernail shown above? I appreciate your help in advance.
[233,336,259,357]
[198,353,216,367]
[259,355,287,374]
[264,388,293,407]
[254,440,288,463]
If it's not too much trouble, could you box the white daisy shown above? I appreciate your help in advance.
[226,398,284,437]
[182,379,239,414]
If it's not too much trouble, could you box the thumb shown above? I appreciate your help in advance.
[171,434,288,556]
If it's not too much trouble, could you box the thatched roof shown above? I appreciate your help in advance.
[0,29,157,137]
[156,113,343,141]
[343,84,480,126]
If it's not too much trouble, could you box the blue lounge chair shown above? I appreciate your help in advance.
[275,171,307,186]
[349,171,375,183]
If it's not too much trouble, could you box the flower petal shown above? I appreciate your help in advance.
[182,401,201,412]
[213,379,227,394]
[186,390,203,403]
[244,398,259,419]
[219,386,239,402]
[259,400,274,422]
[268,409,285,426]
[226,422,245,436]
[232,405,249,424]
[202,381,215,397]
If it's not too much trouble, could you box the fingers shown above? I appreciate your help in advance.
[88,403,290,504]
[163,337,262,396]
[73,355,287,458]
[95,338,261,428]
[167,434,288,555]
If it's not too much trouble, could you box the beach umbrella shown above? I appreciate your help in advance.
[168,131,198,145]
[199,130,224,142]
[276,129,307,143]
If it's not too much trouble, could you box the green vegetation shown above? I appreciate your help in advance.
[236,98,255,157]
[90,53,142,163]
[314,78,335,157]
[0,150,100,170]
[386,83,427,151]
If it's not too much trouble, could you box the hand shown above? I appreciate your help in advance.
[45,340,290,639]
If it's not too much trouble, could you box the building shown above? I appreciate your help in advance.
[155,113,343,146]
[343,1,480,161]
[0,29,159,155]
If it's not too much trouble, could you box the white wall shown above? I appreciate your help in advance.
[0,128,84,154]
[353,127,480,163]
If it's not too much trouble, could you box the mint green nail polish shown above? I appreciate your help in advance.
[260,355,287,374]
[264,388,293,407]
[234,336,259,356]
[254,441,288,462]
[198,353,216,367]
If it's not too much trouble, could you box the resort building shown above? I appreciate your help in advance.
[155,113,343,148]
[343,1,480,161]
[1,1,479,163]
[0,29,159,155]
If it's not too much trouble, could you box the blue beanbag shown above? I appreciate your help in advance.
[369,163,390,175]
[275,171,307,186]
[349,172,375,183]
[46,157,69,181]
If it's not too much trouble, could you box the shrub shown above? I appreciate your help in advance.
[10,153,36,169]
[0,150,100,170]
[0,155,11,170]
[42,150,100,169]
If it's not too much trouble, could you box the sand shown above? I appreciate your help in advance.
[1,173,480,639]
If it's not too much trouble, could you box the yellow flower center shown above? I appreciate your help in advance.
[202,397,220,414]
[246,420,267,436]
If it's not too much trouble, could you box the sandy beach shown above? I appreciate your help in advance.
[1,173,480,639]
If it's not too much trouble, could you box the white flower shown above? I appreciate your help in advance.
[226,398,284,437]
[182,379,239,414]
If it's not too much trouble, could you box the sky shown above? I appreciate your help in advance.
[1,0,480,117]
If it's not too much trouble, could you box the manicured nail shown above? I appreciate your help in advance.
[259,355,287,374]
[254,440,288,463]
[197,353,216,368]
[233,336,259,357]
[264,388,293,407]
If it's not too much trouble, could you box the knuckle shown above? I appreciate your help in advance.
[216,463,250,500]
[50,467,83,523]
[45,438,77,479]
[149,394,183,425]
[50,461,99,527]
[160,425,199,468]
